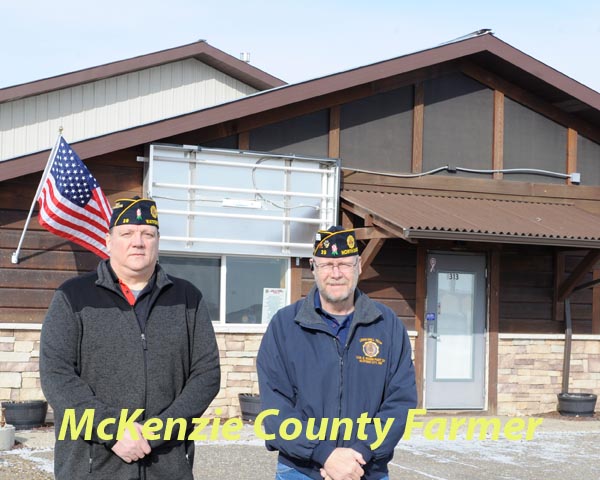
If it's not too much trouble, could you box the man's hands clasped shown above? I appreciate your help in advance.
[320,448,366,480]
[111,422,151,463]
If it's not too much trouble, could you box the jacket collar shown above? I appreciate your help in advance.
[95,259,173,294]
[296,284,383,331]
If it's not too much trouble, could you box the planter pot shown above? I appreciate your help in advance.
[238,393,261,422]
[1,400,48,430]
[557,393,597,417]
[0,425,16,450]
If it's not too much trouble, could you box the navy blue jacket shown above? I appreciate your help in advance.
[257,286,417,480]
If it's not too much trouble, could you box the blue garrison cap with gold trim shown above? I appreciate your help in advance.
[109,196,159,229]
[313,225,358,258]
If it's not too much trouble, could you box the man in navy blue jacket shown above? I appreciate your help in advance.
[257,226,417,480]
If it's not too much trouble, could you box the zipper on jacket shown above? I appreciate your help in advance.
[334,336,344,447]
[88,443,93,473]
[141,330,148,415]
[141,328,148,480]
[134,306,149,480]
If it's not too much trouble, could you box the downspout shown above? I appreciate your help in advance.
[561,297,572,394]
[561,277,600,394]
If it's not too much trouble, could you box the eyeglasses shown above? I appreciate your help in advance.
[312,260,358,273]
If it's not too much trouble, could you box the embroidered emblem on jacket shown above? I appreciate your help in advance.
[356,338,385,366]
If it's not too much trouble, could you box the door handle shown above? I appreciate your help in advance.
[428,332,439,339]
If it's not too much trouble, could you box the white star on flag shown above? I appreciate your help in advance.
[37,136,112,258]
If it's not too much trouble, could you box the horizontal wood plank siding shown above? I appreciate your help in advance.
[0,151,142,323]
[300,241,417,329]
[499,247,595,334]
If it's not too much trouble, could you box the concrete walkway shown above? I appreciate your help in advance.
[1,413,598,479]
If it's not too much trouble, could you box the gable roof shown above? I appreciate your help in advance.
[0,40,285,104]
[3,33,600,182]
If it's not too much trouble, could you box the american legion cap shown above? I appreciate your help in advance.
[313,225,359,258]
[108,196,159,229]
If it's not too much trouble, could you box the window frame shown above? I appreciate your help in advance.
[145,143,339,257]
[159,251,290,333]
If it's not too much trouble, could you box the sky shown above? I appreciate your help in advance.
[2,0,600,93]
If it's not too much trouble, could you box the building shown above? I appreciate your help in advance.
[1,32,599,416]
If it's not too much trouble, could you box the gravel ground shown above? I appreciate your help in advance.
[1,414,598,480]
[0,457,51,480]
[0,444,53,480]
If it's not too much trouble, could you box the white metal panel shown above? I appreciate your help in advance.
[47,91,62,148]
[82,83,96,136]
[0,59,259,162]
[12,98,25,154]
[70,85,84,140]
[36,94,50,145]
[149,144,340,258]
[127,72,141,127]
[0,102,11,158]
[24,98,37,153]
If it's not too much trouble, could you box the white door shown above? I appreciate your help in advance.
[425,253,487,409]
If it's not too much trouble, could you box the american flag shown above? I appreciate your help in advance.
[37,136,112,258]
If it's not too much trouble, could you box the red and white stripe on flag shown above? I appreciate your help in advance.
[37,136,112,259]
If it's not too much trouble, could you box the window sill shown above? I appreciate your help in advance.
[213,323,269,334]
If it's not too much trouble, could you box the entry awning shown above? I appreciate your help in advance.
[341,190,600,248]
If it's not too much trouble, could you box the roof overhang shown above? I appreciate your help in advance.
[3,34,600,183]
[341,190,600,249]
[0,41,285,104]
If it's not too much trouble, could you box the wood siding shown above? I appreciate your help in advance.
[498,247,595,334]
[2,55,600,336]
[299,241,417,330]
[228,69,600,336]
[0,149,143,323]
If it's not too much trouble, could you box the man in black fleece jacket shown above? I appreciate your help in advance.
[40,197,220,480]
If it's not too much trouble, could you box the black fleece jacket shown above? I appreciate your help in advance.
[40,260,220,480]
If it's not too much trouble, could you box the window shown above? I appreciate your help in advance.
[159,255,220,321]
[225,257,287,324]
[159,254,288,328]
[147,145,328,331]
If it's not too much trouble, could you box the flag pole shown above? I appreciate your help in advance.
[11,129,64,264]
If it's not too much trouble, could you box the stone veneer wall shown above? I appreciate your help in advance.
[3,329,598,418]
[206,333,262,418]
[0,328,264,418]
[497,334,600,415]
[0,328,42,402]
[207,332,418,418]
[0,329,418,420]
